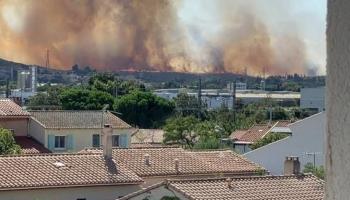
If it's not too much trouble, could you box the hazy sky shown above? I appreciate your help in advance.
[0,0,327,75]
[178,0,327,75]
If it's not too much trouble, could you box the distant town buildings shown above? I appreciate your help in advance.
[154,89,300,110]
[300,87,325,112]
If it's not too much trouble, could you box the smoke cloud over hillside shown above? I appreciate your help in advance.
[0,0,325,75]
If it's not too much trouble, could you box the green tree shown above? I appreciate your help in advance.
[114,91,174,128]
[89,73,146,96]
[303,162,325,180]
[60,88,114,110]
[250,133,289,150]
[174,92,201,117]
[0,128,21,155]
[27,85,63,109]
[163,116,200,148]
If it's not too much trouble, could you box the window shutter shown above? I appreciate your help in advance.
[66,134,74,150]
[47,135,55,150]
[119,134,128,148]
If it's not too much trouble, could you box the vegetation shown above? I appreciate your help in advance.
[303,163,325,180]
[0,128,21,155]
[114,91,174,128]
[250,133,289,150]
[60,88,115,110]
[27,85,63,109]
[163,116,200,148]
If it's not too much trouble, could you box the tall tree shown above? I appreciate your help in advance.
[163,116,200,148]
[0,128,21,155]
[114,91,174,128]
[60,88,114,110]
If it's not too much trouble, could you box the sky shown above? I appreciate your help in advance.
[0,0,327,75]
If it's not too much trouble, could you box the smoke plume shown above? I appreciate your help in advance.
[0,0,325,75]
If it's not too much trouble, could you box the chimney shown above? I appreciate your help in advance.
[102,124,113,159]
[144,154,150,166]
[226,178,232,189]
[284,156,300,175]
[174,158,179,173]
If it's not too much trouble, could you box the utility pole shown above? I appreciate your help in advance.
[232,80,236,124]
[5,79,9,98]
[45,48,50,69]
[306,152,321,168]
[197,76,202,117]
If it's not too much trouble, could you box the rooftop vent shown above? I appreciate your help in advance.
[144,154,150,166]
[174,158,179,173]
[226,177,233,189]
[53,161,65,168]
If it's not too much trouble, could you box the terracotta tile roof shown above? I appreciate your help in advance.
[121,174,324,200]
[30,110,131,129]
[229,130,247,140]
[0,99,30,117]
[231,124,275,143]
[14,136,51,154]
[81,148,265,177]
[275,120,291,127]
[131,129,164,144]
[0,154,142,191]
[167,175,324,200]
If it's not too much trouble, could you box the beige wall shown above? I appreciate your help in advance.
[28,118,45,145]
[0,185,141,200]
[0,118,28,136]
[326,0,350,199]
[127,185,189,200]
[44,128,133,152]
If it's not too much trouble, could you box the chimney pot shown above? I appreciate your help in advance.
[174,158,179,173]
[102,124,113,160]
[144,154,150,166]
[284,156,300,175]
[226,178,232,189]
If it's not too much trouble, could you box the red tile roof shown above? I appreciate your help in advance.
[30,110,131,129]
[0,99,29,117]
[131,129,164,144]
[81,147,265,177]
[14,136,51,154]
[120,174,324,200]
[230,124,275,143]
[275,120,291,127]
[0,154,142,191]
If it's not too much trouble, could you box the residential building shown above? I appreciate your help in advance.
[244,112,325,175]
[14,136,51,154]
[81,147,265,187]
[131,129,165,147]
[29,110,134,152]
[230,123,276,154]
[270,120,292,133]
[300,87,325,112]
[0,153,143,200]
[0,126,265,200]
[119,157,324,200]
[0,98,30,136]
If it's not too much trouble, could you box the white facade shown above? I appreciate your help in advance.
[244,112,325,175]
[300,87,325,112]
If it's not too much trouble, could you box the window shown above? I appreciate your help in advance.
[92,134,100,147]
[54,136,66,149]
[112,135,119,147]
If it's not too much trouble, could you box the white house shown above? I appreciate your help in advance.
[300,87,325,112]
[29,110,134,152]
[244,112,325,175]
